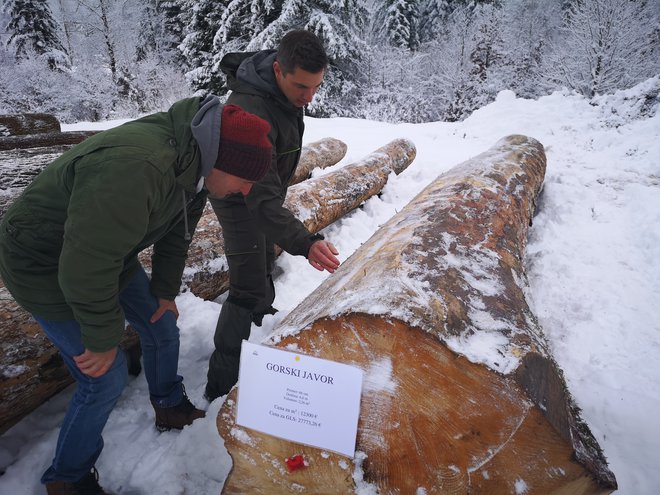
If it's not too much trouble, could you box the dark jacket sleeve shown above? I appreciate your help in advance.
[150,190,207,299]
[244,160,316,256]
[229,94,317,256]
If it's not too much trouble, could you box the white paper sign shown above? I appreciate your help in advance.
[236,341,363,457]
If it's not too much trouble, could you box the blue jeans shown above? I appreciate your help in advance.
[37,266,184,484]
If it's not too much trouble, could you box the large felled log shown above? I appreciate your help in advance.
[217,135,617,494]
[289,137,347,186]
[0,113,61,136]
[0,281,141,435]
[176,138,416,301]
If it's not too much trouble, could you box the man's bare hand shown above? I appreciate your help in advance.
[150,298,179,323]
[308,240,340,273]
[74,347,118,377]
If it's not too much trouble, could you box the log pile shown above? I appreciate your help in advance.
[217,135,618,494]
[0,137,416,435]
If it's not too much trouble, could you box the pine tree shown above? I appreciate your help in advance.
[136,0,185,63]
[382,0,419,51]
[179,0,227,92]
[2,0,70,70]
[417,0,451,43]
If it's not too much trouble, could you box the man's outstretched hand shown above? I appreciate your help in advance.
[308,240,340,273]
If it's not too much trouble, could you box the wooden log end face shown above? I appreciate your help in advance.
[218,314,616,494]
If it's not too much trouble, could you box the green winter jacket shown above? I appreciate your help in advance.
[0,98,207,352]
[217,50,317,256]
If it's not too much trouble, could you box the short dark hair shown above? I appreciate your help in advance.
[276,30,328,75]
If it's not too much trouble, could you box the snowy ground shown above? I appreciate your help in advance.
[0,78,658,494]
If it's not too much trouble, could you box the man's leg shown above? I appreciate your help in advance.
[34,317,127,485]
[206,200,275,400]
[119,266,204,429]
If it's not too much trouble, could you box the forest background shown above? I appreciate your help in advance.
[1,0,659,124]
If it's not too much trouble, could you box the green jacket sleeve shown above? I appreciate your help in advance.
[58,157,164,352]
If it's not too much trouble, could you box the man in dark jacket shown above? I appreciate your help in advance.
[205,30,340,402]
[0,99,272,495]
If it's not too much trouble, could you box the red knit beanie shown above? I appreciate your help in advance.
[215,104,272,182]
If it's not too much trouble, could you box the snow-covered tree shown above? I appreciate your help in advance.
[544,0,660,97]
[381,0,419,51]
[417,0,451,42]
[179,0,227,92]
[2,0,70,70]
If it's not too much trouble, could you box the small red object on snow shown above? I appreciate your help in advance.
[285,454,306,472]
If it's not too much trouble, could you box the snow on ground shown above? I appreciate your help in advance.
[1,79,658,494]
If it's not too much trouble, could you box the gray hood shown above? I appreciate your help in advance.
[190,95,223,178]
[236,50,287,103]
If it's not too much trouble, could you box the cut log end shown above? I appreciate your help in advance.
[219,314,617,494]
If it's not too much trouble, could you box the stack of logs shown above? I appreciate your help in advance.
[0,113,416,435]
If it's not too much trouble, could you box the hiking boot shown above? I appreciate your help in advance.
[151,392,206,432]
[45,467,110,494]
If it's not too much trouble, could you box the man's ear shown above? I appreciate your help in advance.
[273,60,282,79]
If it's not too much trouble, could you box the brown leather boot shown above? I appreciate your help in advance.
[45,468,110,494]
[151,392,206,432]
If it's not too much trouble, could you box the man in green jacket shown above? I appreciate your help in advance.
[205,30,341,402]
[0,99,272,495]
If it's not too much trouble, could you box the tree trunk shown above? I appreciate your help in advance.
[288,138,347,186]
[172,138,416,301]
[0,113,61,136]
[217,135,617,494]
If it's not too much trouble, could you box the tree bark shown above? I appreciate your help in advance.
[217,135,617,494]
[0,113,61,136]
[171,138,416,301]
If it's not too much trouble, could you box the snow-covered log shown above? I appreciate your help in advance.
[175,138,416,300]
[0,113,60,136]
[217,135,617,494]
[0,131,98,151]
[0,282,141,435]
[289,137,347,185]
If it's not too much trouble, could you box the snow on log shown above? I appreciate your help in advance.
[0,113,61,136]
[172,138,416,301]
[0,281,141,435]
[289,137,348,185]
[216,135,617,494]
[0,130,98,151]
